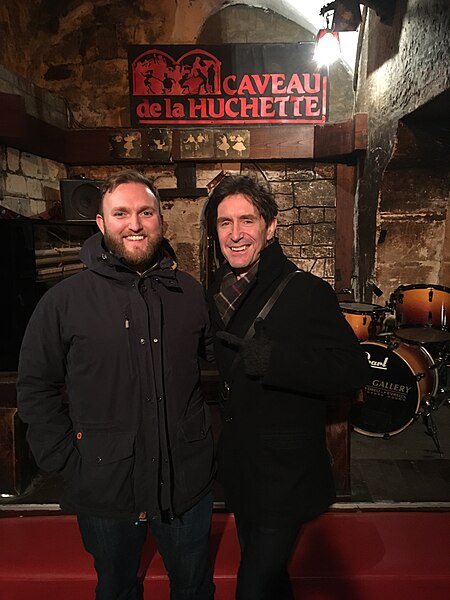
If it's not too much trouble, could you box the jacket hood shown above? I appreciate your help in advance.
[80,232,179,284]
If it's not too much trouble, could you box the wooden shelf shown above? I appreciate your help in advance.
[0,92,367,164]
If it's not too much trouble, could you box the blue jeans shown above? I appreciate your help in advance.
[234,513,302,600]
[77,493,215,600]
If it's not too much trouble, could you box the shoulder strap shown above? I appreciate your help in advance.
[243,270,301,341]
[223,270,302,388]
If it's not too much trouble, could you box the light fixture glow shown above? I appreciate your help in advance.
[314,28,341,67]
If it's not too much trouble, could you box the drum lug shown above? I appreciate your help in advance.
[416,372,425,381]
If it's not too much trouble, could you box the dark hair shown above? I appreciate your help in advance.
[99,170,161,215]
[208,175,278,225]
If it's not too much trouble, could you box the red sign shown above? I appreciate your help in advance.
[128,44,327,126]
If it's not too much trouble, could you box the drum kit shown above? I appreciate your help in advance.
[341,284,450,453]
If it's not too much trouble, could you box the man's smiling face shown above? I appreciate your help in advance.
[96,182,163,271]
[216,193,277,278]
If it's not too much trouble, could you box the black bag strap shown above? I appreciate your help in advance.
[220,270,304,398]
[223,270,302,386]
[243,270,301,341]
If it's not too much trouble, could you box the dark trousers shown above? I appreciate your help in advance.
[234,513,302,600]
[77,493,215,600]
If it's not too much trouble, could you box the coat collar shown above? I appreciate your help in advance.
[80,232,181,290]
[208,239,289,329]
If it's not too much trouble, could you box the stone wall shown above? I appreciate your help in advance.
[0,146,66,217]
[67,161,336,283]
[375,165,449,305]
[354,0,450,300]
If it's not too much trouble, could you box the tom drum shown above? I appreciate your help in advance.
[392,284,450,344]
[340,302,385,341]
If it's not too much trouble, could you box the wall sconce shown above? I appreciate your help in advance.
[314,1,364,67]
[314,28,341,67]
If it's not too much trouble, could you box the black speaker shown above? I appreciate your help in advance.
[60,179,103,221]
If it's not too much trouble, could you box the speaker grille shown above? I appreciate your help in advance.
[60,180,103,221]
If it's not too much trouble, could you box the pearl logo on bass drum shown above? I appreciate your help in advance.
[365,352,388,370]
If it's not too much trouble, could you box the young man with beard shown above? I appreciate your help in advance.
[207,175,371,600]
[17,170,216,600]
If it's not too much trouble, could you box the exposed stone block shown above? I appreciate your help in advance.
[276,226,293,245]
[154,175,178,189]
[293,224,313,245]
[275,193,294,210]
[299,207,325,224]
[21,153,43,178]
[0,197,28,216]
[314,163,336,179]
[47,159,67,180]
[5,173,27,196]
[286,164,315,181]
[324,208,336,222]
[310,259,326,277]
[0,146,6,171]
[313,223,336,245]
[301,245,334,258]
[7,148,20,173]
[0,196,45,216]
[294,180,336,207]
[271,181,293,195]
[26,178,43,200]
[324,258,336,279]
[29,199,47,216]
[277,208,299,226]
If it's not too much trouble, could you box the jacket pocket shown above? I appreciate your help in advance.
[70,429,135,511]
[181,405,212,442]
[177,406,214,497]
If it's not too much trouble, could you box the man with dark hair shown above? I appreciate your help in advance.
[207,174,371,600]
[17,169,216,600]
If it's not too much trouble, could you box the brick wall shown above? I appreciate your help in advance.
[0,145,66,217]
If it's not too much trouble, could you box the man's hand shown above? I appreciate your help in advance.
[216,319,272,377]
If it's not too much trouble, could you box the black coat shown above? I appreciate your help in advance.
[17,233,215,521]
[208,241,371,527]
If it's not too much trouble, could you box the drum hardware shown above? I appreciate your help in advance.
[418,394,443,456]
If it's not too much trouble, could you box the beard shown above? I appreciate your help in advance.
[103,228,164,272]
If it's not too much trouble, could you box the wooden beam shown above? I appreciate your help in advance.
[335,164,356,298]
[0,93,367,164]
[314,113,368,159]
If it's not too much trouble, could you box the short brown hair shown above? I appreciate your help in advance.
[98,170,161,215]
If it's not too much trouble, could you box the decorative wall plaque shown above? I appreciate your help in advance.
[180,129,214,159]
[148,128,172,159]
[109,130,142,159]
[214,130,250,159]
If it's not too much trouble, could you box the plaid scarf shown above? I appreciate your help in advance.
[214,261,259,326]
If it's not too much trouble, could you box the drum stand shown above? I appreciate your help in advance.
[419,343,450,456]
[420,395,443,455]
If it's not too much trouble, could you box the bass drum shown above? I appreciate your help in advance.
[350,340,438,437]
